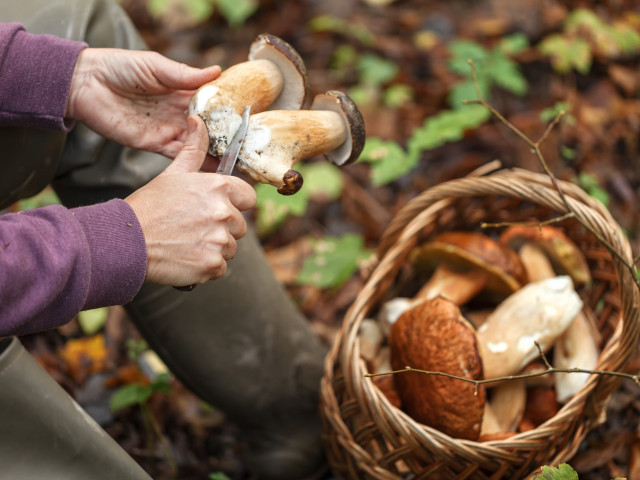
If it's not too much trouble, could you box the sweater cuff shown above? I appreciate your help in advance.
[0,23,86,131]
[72,199,147,310]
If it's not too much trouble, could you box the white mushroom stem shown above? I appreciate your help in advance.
[235,110,347,193]
[476,276,582,379]
[519,243,599,402]
[480,380,526,435]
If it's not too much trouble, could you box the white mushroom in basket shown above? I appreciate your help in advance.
[500,225,600,403]
[228,90,365,195]
[476,276,583,379]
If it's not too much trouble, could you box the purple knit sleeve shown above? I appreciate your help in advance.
[0,199,147,336]
[0,22,87,130]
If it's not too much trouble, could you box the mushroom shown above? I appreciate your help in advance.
[409,231,528,305]
[500,225,592,286]
[501,226,599,402]
[189,33,308,157]
[483,380,526,434]
[476,276,583,379]
[232,90,365,195]
[388,297,486,440]
[377,232,526,342]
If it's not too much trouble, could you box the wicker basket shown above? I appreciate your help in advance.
[320,167,640,479]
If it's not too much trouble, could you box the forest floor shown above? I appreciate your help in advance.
[18,0,640,478]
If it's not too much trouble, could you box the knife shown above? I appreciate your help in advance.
[174,105,252,292]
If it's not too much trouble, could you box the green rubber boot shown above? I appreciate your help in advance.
[0,337,152,480]
[126,229,328,480]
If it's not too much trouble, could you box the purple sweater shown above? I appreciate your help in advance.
[0,23,147,336]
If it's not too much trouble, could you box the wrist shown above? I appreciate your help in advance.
[66,48,92,120]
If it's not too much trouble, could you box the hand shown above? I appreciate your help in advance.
[125,115,256,287]
[66,48,220,158]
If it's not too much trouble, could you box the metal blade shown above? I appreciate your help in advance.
[217,105,251,175]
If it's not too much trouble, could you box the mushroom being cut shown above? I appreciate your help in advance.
[388,297,486,440]
[189,33,308,157]
[409,231,528,305]
[230,90,365,195]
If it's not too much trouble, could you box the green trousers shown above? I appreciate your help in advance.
[0,1,328,479]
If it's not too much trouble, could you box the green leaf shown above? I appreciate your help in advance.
[77,308,109,336]
[347,84,379,107]
[296,234,373,289]
[255,163,343,236]
[209,473,232,480]
[216,0,258,26]
[110,384,153,412]
[498,33,530,56]
[255,183,307,236]
[488,51,527,96]
[560,145,576,160]
[184,0,214,21]
[147,0,169,17]
[307,15,375,45]
[150,373,173,394]
[407,105,490,157]
[357,53,398,86]
[538,35,592,74]
[540,101,572,123]
[358,138,414,186]
[565,9,605,33]
[383,84,413,108]
[17,186,61,211]
[448,39,489,76]
[578,172,609,207]
[299,162,344,200]
[448,77,490,109]
[330,44,358,71]
[532,464,579,480]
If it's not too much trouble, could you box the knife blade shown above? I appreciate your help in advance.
[217,104,251,175]
[174,105,251,292]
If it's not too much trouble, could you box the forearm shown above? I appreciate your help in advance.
[0,200,147,336]
[0,22,86,130]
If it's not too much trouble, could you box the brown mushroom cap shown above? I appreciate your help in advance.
[388,298,486,440]
[499,225,591,286]
[310,91,366,166]
[248,33,309,110]
[409,231,527,302]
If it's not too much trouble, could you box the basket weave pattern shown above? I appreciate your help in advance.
[320,169,639,479]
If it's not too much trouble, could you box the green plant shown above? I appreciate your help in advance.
[538,8,640,74]
[577,171,610,207]
[254,162,343,236]
[208,474,232,480]
[296,233,373,289]
[148,0,258,26]
[16,185,61,211]
[531,463,624,480]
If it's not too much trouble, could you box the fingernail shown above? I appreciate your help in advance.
[187,116,197,135]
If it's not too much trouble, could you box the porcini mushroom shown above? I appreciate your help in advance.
[500,225,592,286]
[388,297,486,440]
[189,33,308,157]
[501,227,599,402]
[476,276,583,379]
[231,90,365,195]
[409,231,528,305]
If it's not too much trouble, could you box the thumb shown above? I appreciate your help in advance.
[163,115,210,175]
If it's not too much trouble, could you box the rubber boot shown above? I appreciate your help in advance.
[125,229,329,480]
[0,337,152,480]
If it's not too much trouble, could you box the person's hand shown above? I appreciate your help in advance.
[66,48,220,158]
[125,115,256,287]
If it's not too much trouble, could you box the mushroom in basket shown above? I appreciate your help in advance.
[378,231,527,335]
[387,276,583,440]
[500,225,599,402]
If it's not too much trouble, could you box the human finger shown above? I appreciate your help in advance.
[162,116,210,175]
[149,53,221,90]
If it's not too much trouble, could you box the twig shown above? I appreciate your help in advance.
[466,59,640,292]
[481,213,575,230]
[366,343,640,396]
